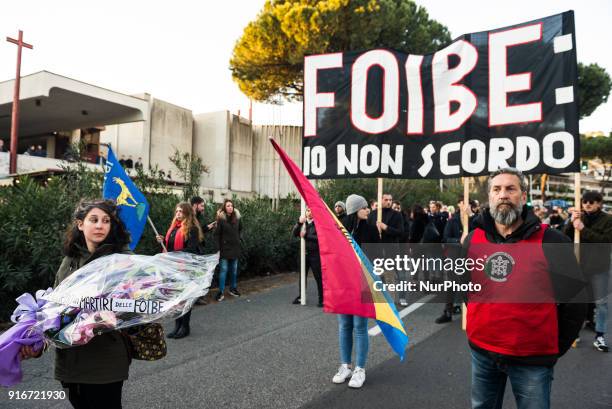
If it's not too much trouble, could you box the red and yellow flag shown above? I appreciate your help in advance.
[270,138,408,360]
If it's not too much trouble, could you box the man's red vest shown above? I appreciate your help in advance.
[466,225,559,356]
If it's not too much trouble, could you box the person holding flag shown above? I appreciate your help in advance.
[332,194,380,388]
[156,202,204,339]
[268,138,408,390]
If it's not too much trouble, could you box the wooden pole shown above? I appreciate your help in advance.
[300,198,306,305]
[574,172,581,261]
[462,177,470,233]
[377,178,383,237]
[147,216,167,252]
[462,177,469,331]
[570,172,582,348]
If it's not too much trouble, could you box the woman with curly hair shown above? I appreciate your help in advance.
[20,199,132,409]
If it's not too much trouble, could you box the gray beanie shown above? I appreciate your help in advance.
[345,194,368,215]
[334,201,346,212]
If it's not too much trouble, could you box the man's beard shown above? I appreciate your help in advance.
[490,200,522,226]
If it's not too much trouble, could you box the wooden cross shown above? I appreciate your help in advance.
[6,30,33,174]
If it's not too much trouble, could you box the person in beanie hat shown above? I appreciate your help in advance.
[331,194,379,389]
[334,201,348,226]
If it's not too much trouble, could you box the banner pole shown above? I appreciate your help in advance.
[570,172,581,349]
[574,172,581,261]
[300,198,306,305]
[462,177,470,234]
[377,178,383,238]
[462,177,470,331]
[147,216,167,252]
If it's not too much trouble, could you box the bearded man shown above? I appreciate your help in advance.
[460,168,587,409]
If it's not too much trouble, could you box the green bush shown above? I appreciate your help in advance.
[0,163,302,321]
[231,197,300,275]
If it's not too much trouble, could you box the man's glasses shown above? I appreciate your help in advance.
[582,200,597,205]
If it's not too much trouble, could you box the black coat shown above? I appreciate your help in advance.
[166,225,202,254]
[54,244,132,384]
[215,209,243,259]
[443,212,477,244]
[367,207,404,243]
[336,212,349,228]
[400,212,411,243]
[429,212,448,238]
[409,217,426,244]
[292,219,320,256]
[564,210,612,275]
[346,215,381,247]
[443,212,476,258]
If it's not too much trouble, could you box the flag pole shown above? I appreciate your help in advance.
[377,178,383,237]
[574,172,581,261]
[461,176,470,331]
[571,172,581,349]
[147,216,167,252]
[300,198,306,305]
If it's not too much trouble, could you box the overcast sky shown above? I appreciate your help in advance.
[0,0,609,133]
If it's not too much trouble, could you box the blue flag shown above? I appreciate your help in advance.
[102,146,150,250]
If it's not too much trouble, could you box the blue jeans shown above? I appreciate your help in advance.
[337,315,369,368]
[471,349,553,409]
[592,271,609,334]
[219,258,238,292]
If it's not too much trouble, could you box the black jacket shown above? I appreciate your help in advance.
[443,212,477,244]
[215,209,243,259]
[564,210,612,275]
[54,244,132,384]
[409,217,427,244]
[166,225,203,254]
[345,215,381,248]
[429,212,448,238]
[462,206,587,366]
[367,207,404,243]
[399,212,411,243]
[443,212,476,258]
[292,219,319,256]
[336,211,349,228]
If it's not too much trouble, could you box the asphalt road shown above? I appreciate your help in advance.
[2,277,611,409]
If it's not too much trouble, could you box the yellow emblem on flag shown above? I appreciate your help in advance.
[113,177,139,208]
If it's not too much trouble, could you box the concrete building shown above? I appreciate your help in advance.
[0,71,302,201]
[0,71,148,175]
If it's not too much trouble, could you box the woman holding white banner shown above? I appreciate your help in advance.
[20,199,133,409]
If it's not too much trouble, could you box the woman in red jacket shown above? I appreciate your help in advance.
[156,202,203,339]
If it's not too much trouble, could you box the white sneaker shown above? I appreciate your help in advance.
[594,336,609,352]
[332,364,352,384]
[399,298,408,307]
[348,367,366,388]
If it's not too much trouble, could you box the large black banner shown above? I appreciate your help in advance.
[302,11,579,179]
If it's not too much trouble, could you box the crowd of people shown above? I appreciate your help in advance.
[16,167,610,408]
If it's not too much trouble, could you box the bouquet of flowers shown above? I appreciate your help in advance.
[0,251,218,386]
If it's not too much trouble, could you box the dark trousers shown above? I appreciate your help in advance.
[65,381,123,409]
[175,309,192,329]
[298,253,324,303]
